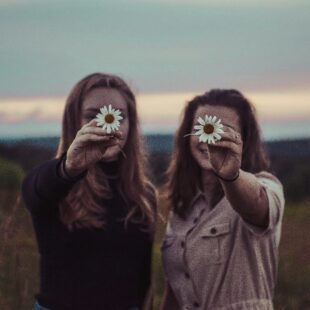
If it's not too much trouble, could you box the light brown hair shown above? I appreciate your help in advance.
[55,73,156,232]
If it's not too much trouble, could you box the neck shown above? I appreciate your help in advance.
[201,169,224,207]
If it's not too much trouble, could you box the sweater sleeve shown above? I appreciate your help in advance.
[21,151,87,214]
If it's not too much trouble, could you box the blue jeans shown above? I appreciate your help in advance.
[33,300,140,310]
[33,301,50,310]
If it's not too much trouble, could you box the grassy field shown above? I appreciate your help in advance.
[0,156,309,309]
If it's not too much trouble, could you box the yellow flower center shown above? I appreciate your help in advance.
[105,114,115,124]
[203,124,214,134]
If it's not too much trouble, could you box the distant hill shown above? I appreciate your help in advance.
[0,135,309,202]
[0,135,310,156]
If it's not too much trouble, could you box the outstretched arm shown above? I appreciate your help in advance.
[206,127,283,228]
[220,169,269,227]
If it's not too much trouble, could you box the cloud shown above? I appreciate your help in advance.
[0,97,64,123]
[1,90,309,124]
[0,0,309,96]
[0,90,310,139]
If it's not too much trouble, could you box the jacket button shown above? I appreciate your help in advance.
[185,272,190,279]
[193,301,200,307]
[210,227,217,234]
[181,241,185,248]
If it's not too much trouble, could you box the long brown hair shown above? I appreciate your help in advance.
[55,73,156,232]
[164,89,270,218]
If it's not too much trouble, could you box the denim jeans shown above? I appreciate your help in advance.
[33,300,140,310]
[33,301,51,310]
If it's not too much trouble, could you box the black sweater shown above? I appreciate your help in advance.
[21,152,155,310]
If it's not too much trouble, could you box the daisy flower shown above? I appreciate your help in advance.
[193,114,224,144]
[95,104,123,134]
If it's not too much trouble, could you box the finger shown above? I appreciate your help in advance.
[218,131,242,144]
[78,126,119,137]
[78,134,112,144]
[222,123,239,133]
[78,126,123,140]
[97,129,123,139]
[80,119,98,129]
[80,134,120,146]
[210,140,241,153]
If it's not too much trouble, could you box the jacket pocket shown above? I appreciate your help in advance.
[200,222,231,264]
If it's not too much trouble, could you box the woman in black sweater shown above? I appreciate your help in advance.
[21,73,157,310]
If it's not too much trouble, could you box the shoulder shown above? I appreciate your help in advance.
[254,171,283,191]
[254,170,285,207]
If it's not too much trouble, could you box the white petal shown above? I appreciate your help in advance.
[199,134,206,143]
[215,124,224,131]
[195,129,204,135]
[115,115,123,121]
[194,125,203,130]
[197,117,205,125]
[214,133,222,140]
[204,115,209,122]
[106,126,112,134]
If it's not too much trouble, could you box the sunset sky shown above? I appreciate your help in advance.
[0,0,309,140]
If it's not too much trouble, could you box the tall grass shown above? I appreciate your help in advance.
[0,157,39,310]
[0,156,309,309]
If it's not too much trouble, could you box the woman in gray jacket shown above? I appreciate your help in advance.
[160,89,285,310]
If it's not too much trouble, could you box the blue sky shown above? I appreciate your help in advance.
[0,0,309,139]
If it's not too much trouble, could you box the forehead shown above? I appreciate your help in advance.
[193,104,241,131]
[82,88,128,113]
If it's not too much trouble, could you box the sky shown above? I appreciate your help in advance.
[0,0,309,139]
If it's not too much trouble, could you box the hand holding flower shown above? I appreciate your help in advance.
[204,125,243,181]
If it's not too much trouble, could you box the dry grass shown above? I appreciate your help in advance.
[0,191,309,309]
